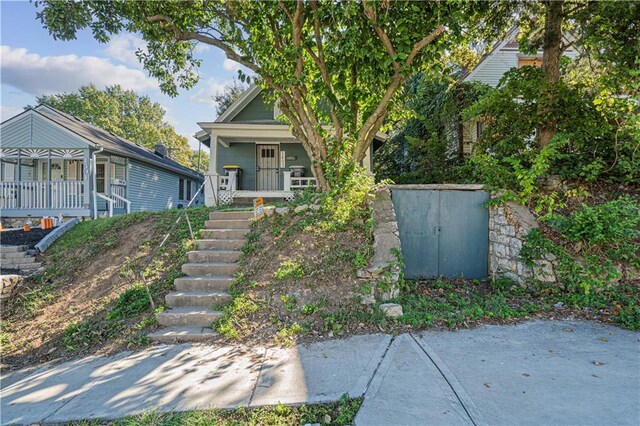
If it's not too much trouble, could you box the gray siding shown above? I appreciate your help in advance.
[0,114,31,147]
[231,92,277,123]
[217,143,257,190]
[466,47,579,88]
[1,113,90,149]
[32,115,89,148]
[127,159,192,211]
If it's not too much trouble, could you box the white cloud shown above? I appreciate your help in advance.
[0,45,158,96]
[223,59,242,72]
[189,77,229,106]
[194,43,211,54]
[1,105,25,121]
[104,34,146,68]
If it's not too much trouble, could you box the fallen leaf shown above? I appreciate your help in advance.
[484,383,492,388]
[522,373,530,377]
[564,327,573,332]
[600,337,608,342]
[592,361,606,366]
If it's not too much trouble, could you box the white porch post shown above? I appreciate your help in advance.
[205,133,220,206]
[283,171,292,191]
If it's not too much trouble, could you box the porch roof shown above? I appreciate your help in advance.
[196,122,387,148]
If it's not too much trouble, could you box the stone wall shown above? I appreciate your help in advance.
[358,187,402,303]
[489,201,556,284]
[1,274,22,301]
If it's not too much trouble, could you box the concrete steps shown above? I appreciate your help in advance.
[204,219,252,229]
[187,250,241,263]
[156,307,224,327]
[0,245,41,272]
[149,210,252,342]
[147,326,218,343]
[200,229,249,240]
[173,276,235,291]
[182,262,239,276]
[165,290,231,307]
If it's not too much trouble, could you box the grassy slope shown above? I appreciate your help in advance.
[1,207,211,370]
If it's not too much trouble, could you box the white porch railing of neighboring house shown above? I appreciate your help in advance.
[96,184,131,217]
[283,171,317,191]
[0,181,84,210]
[110,183,130,212]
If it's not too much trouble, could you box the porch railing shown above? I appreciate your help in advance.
[283,171,317,191]
[110,184,128,209]
[0,181,84,210]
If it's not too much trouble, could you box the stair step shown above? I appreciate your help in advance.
[1,252,30,259]
[209,211,254,220]
[187,250,240,263]
[174,276,235,291]
[9,262,42,270]
[0,245,28,253]
[1,256,35,265]
[166,290,231,307]
[182,262,238,277]
[195,239,245,251]
[148,326,218,343]
[156,307,223,327]
[200,229,249,240]
[205,219,252,230]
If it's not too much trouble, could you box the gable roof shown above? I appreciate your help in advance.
[215,85,264,123]
[462,27,577,83]
[33,105,202,180]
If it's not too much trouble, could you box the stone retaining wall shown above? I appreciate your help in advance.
[489,201,556,284]
[358,187,402,303]
[1,274,22,300]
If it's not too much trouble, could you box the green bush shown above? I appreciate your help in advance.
[522,197,640,293]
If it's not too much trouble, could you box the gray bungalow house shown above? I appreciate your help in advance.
[195,85,386,205]
[0,105,203,224]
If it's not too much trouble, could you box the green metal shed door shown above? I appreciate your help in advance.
[392,188,489,279]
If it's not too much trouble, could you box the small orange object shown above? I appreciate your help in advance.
[23,224,31,232]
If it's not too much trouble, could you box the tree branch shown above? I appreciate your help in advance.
[146,14,260,73]
[363,0,400,73]
[405,24,445,66]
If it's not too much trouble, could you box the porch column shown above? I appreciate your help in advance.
[204,133,220,206]
[83,149,91,210]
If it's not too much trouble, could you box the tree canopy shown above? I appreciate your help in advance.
[35,0,513,190]
[213,79,247,117]
[32,84,197,169]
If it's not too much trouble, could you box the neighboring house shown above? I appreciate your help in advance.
[458,28,578,154]
[0,105,203,225]
[195,85,386,206]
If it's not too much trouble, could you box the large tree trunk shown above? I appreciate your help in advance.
[537,0,564,148]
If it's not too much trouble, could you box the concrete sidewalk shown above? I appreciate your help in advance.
[356,320,640,426]
[1,334,391,424]
[2,321,639,425]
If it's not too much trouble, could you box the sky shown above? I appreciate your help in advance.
[0,1,249,151]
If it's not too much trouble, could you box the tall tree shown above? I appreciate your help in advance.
[518,0,640,147]
[33,84,196,168]
[36,0,512,191]
[213,79,247,117]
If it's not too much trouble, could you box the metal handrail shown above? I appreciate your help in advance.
[138,179,207,308]
[111,193,131,214]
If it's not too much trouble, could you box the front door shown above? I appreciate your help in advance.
[256,144,279,191]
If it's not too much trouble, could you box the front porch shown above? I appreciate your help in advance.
[0,148,130,219]
[207,170,317,205]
